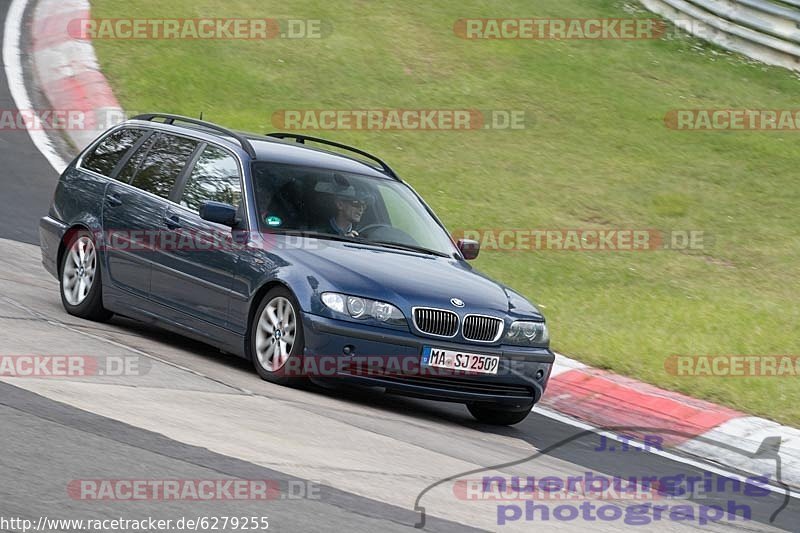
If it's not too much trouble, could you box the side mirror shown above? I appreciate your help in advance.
[199,201,238,227]
[457,239,480,260]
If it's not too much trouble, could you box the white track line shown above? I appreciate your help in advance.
[3,0,67,173]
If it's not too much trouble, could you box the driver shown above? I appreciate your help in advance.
[329,187,369,237]
[314,176,372,237]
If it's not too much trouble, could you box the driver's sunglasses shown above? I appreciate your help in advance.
[348,200,368,210]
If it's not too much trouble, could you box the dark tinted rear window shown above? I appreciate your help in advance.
[129,134,199,199]
[82,128,143,176]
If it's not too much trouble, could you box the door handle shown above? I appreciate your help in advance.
[163,213,182,230]
[105,194,123,207]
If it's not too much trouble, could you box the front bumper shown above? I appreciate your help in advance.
[39,216,69,279]
[302,313,553,407]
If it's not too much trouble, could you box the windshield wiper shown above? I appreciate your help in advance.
[368,240,450,258]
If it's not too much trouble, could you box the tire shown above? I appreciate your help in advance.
[467,402,533,426]
[249,286,306,386]
[59,230,112,321]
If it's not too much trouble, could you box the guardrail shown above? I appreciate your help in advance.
[641,0,800,71]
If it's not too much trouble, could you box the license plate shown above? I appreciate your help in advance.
[421,346,500,375]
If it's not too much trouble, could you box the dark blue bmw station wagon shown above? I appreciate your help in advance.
[39,114,553,425]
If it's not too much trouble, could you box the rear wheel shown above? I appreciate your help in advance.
[250,287,306,385]
[467,402,533,425]
[59,230,112,321]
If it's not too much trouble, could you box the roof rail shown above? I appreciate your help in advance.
[132,113,257,158]
[266,132,398,179]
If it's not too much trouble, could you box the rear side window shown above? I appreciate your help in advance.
[180,145,242,211]
[129,134,199,199]
[81,128,143,176]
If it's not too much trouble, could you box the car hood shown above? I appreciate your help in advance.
[277,239,542,318]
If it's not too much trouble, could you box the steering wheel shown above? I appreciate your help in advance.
[357,224,419,247]
[357,224,393,236]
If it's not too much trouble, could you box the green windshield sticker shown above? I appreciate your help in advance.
[266,215,282,227]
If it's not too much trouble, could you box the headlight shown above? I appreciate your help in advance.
[504,320,549,346]
[346,296,367,318]
[321,292,406,326]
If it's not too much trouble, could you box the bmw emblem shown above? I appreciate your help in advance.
[450,298,465,308]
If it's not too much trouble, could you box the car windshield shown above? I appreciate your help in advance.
[251,162,457,256]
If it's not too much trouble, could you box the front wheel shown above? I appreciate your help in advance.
[467,402,533,425]
[249,287,306,386]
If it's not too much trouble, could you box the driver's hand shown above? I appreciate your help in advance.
[345,230,359,237]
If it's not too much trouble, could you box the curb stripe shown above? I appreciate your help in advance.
[41,72,120,112]
[32,0,122,150]
[542,368,743,445]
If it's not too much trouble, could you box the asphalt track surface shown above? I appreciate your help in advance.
[0,2,798,532]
